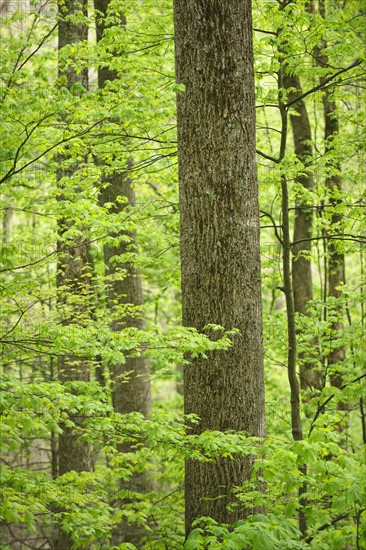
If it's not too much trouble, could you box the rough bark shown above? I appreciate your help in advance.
[56,232,92,476]
[55,0,91,547]
[174,0,265,533]
[94,2,151,544]
[57,0,88,90]
[283,72,321,392]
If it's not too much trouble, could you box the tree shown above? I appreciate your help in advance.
[173,0,265,533]
[94,0,152,543]
[1,0,366,547]
[283,70,321,393]
[315,0,346,402]
[55,0,91,546]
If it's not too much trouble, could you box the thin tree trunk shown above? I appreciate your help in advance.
[55,0,91,547]
[174,0,265,534]
[2,203,12,243]
[278,61,307,536]
[99,177,151,421]
[283,72,321,393]
[316,0,346,406]
[94,3,151,545]
[322,91,346,387]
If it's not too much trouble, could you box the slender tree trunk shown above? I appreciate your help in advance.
[94,3,151,545]
[2,203,12,243]
[322,91,346,386]
[278,62,307,536]
[174,0,265,534]
[55,0,91,547]
[316,0,346,404]
[283,72,321,393]
[98,176,151,422]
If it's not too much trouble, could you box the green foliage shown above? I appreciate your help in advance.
[0,0,365,547]
[184,515,306,550]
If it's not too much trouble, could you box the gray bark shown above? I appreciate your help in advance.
[323,92,346,386]
[174,0,265,533]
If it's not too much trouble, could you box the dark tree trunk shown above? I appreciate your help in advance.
[55,0,91,547]
[277,64,307,535]
[174,0,265,534]
[94,3,151,545]
[283,72,321,393]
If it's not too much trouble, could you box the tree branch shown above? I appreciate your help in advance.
[260,210,283,245]
[256,149,279,163]
[292,234,366,246]
[0,119,104,186]
[305,513,349,544]
[253,27,277,36]
[285,59,362,109]
[309,373,366,436]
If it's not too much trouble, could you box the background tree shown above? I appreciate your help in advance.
[282,67,320,393]
[55,0,92,547]
[252,0,365,541]
[94,0,152,543]
[315,0,347,404]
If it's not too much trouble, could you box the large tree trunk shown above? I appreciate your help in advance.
[174,0,265,534]
[55,0,91,547]
[283,72,321,393]
[94,3,151,545]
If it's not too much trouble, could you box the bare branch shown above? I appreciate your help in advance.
[256,149,279,163]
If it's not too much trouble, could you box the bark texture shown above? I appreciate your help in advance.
[283,72,321,392]
[58,0,88,90]
[174,0,265,533]
[55,0,90,547]
[94,3,151,544]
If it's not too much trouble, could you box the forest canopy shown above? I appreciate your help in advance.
[0,0,365,548]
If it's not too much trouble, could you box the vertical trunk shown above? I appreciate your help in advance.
[2,203,12,243]
[283,72,321,392]
[317,0,346,400]
[277,66,306,534]
[322,91,346,387]
[174,0,265,533]
[94,3,151,545]
[55,0,90,547]
[99,174,152,546]
[99,177,151,421]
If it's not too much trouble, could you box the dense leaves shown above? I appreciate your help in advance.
[0,0,365,548]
